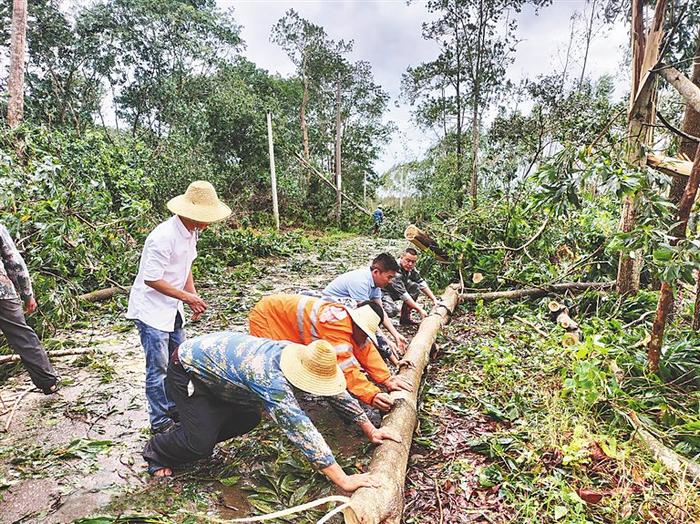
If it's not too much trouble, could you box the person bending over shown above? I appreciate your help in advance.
[323,253,408,358]
[382,247,439,325]
[249,294,412,412]
[143,334,400,491]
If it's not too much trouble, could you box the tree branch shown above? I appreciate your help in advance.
[655,63,700,115]
[656,110,700,143]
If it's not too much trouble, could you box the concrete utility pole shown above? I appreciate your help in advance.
[334,79,343,224]
[266,112,280,231]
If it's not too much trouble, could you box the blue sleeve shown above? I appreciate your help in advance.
[325,391,369,424]
[260,381,336,470]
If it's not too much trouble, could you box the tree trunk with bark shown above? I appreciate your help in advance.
[647,131,700,372]
[469,0,485,210]
[7,0,28,128]
[668,35,700,203]
[404,225,449,262]
[78,285,131,302]
[454,15,463,208]
[300,65,311,192]
[616,0,667,296]
[344,285,461,524]
[459,281,613,302]
[577,0,598,90]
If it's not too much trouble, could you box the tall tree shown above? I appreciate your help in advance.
[271,10,352,166]
[7,0,28,128]
[403,0,545,209]
[616,0,667,296]
[78,0,241,136]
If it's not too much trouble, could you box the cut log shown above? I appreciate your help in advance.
[403,225,449,262]
[343,285,461,524]
[78,285,131,302]
[647,153,693,178]
[460,281,613,303]
[0,348,94,365]
[548,301,579,331]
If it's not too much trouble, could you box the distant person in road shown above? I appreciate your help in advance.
[0,222,59,394]
[126,181,231,434]
[382,247,440,325]
[372,205,384,235]
[322,253,409,358]
[143,333,400,491]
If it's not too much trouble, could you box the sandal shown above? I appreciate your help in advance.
[147,463,172,478]
[41,381,60,395]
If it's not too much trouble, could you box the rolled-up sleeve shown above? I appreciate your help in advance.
[264,387,336,470]
[142,238,172,282]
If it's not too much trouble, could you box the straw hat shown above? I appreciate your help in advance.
[166,181,231,223]
[280,340,346,396]
[348,304,381,346]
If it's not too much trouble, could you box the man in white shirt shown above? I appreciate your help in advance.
[126,181,231,434]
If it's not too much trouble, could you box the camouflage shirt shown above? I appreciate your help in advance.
[384,263,428,301]
[178,332,367,470]
[0,223,33,302]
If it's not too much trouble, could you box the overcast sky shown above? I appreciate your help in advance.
[221,0,629,174]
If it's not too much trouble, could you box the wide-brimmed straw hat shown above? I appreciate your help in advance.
[348,304,381,346]
[280,340,346,396]
[166,181,231,223]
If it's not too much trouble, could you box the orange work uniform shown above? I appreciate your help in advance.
[249,294,391,404]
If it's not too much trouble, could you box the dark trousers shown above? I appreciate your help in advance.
[0,297,58,391]
[143,359,262,469]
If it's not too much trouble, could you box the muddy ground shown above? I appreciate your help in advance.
[1,235,422,523]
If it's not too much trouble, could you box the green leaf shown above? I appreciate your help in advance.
[554,505,568,520]
[219,475,241,487]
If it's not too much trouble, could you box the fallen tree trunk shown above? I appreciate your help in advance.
[404,225,449,262]
[608,361,700,482]
[459,281,613,302]
[0,348,94,365]
[629,410,700,482]
[343,284,461,524]
[78,285,131,302]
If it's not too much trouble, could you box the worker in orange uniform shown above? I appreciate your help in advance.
[249,293,412,412]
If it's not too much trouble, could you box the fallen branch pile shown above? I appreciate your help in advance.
[344,284,461,524]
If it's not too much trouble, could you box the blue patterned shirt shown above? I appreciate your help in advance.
[178,332,367,470]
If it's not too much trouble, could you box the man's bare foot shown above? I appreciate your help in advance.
[152,467,172,477]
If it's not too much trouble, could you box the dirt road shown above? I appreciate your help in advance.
[0,235,403,524]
